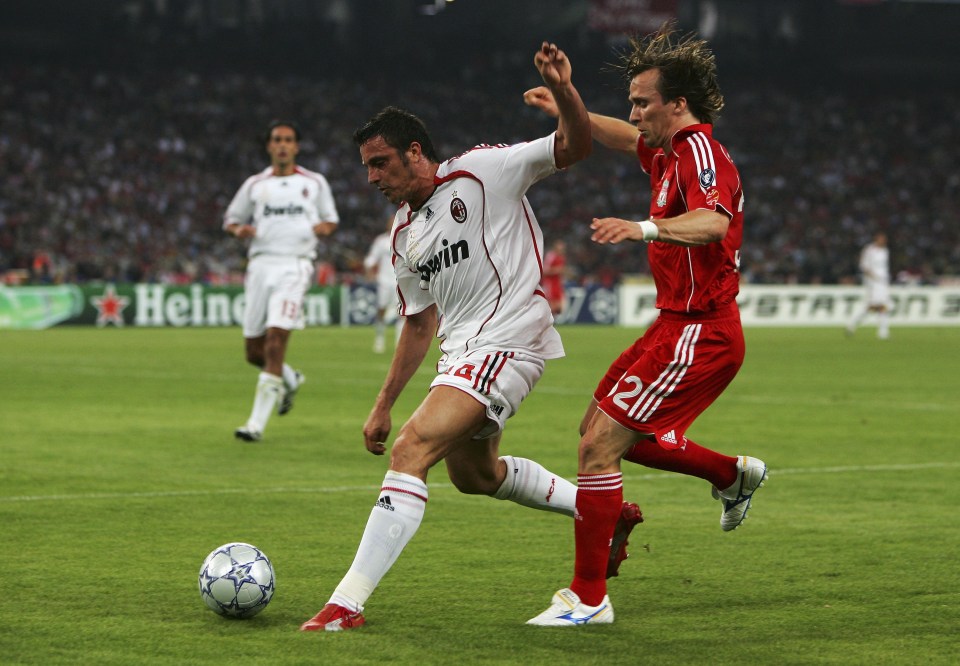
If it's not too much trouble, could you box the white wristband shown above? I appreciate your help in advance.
[637,220,659,241]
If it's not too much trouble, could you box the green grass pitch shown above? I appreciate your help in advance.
[1,325,958,665]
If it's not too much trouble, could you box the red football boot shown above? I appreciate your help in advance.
[607,501,644,578]
[300,603,366,632]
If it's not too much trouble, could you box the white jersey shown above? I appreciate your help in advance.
[860,243,890,285]
[364,233,396,288]
[391,134,563,364]
[223,166,339,260]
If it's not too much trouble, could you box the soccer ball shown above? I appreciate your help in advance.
[198,542,275,618]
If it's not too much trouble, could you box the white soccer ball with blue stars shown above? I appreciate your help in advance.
[198,542,275,618]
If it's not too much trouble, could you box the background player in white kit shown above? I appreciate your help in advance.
[363,218,403,353]
[301,42,641,632]
[223,120,340,441]
[847,231,891,339]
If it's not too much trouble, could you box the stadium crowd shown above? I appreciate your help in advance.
[2,63,957,287]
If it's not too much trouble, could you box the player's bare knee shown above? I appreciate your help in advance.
[388,430,433,478]
[578,433,596,462]
[578,432,618,474]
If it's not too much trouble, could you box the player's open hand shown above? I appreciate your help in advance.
[523,86,559,118]
[590,217,646,244]
[534,42,572,90]
[363,408,391,455]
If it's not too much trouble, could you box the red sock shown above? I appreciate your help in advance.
[570,473,623,606]
[624,437,738,489]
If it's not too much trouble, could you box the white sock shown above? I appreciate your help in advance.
[330,471,428,612]
[281,364,299,390]
[493,455,576,517]
[248,372,283,431]
[878,312,890,338]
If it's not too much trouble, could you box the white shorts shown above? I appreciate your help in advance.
[431,350,545,439]
[865,280,890,308]
[376,281,397,310]
[242,255,314,338]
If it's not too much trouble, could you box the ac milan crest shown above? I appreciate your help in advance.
[450,197,467,223]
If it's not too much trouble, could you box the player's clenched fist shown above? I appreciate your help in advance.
[362,409,390,455]
[523,86,559,118]
[534,41,571,88]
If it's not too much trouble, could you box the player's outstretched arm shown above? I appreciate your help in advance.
[533,42,591,169]
[590,209,728,247]
[524,86,639,156]
[588,114,640,155]
[362,305,438,455]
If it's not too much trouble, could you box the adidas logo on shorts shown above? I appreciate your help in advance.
[656,429,687,450]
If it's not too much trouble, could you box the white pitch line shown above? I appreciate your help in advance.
[2,461,958,504]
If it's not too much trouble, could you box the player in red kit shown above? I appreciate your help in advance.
[525,24,767,625]
[540,239,568,315]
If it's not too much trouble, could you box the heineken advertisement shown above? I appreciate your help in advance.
[0,283,622,329]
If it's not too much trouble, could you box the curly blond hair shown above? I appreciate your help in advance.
[620,22,724,124]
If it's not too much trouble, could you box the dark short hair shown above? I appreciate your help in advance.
[352,106,440,162]
[619,22,724,125]
[264,119,301,144]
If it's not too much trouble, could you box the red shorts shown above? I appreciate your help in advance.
[595,305,744,450]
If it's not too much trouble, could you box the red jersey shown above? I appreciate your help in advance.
[638,124,743,314]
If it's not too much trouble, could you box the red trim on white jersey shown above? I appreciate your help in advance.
[522,199,545,279]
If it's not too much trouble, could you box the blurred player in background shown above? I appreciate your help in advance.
[363,218,403,353]
[301,42,642,633]
[846,231,891,339]
[223,119,339,442]
[524,25,766,626]
[540,238,568,315]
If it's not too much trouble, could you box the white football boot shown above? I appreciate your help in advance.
[527,588,614,626]
[712,455,767,531]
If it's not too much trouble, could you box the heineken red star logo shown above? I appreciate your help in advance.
[91,284,130,327]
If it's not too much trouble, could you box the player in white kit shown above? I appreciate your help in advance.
[847,231,891,339]
[363,218,403,353]
[223,120,340,441]
[301,43,641,632]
